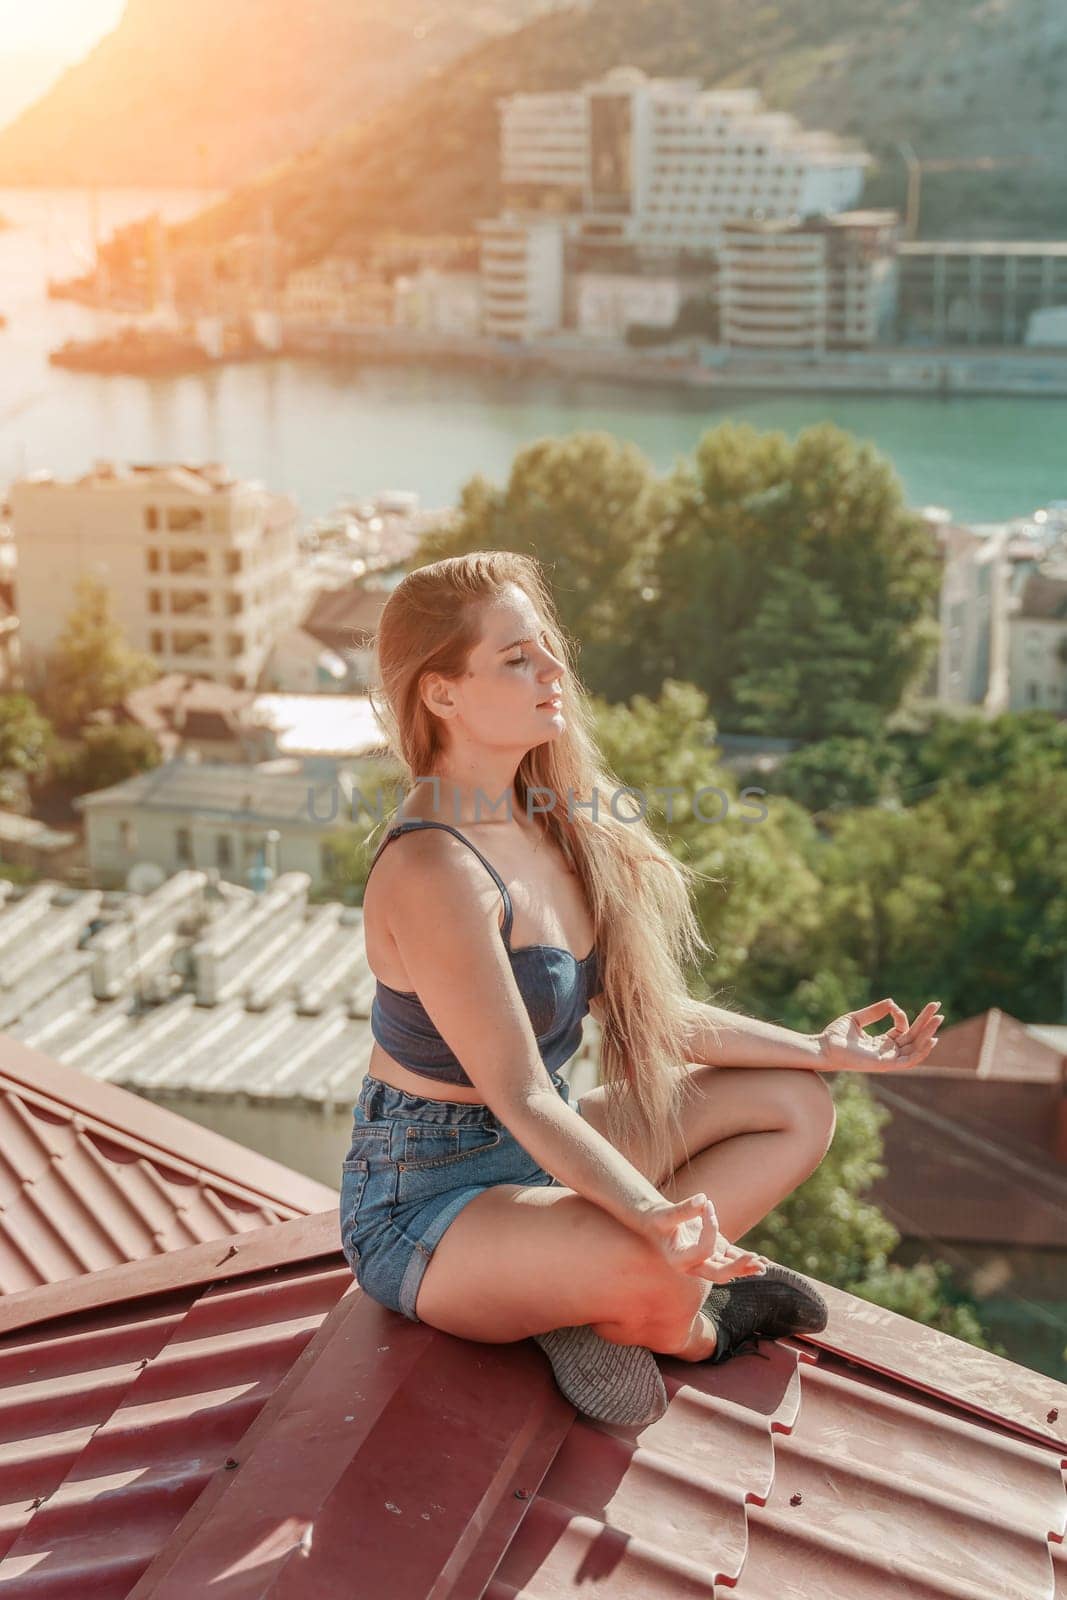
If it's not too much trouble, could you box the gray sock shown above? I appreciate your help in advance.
[532,1325,668,1426]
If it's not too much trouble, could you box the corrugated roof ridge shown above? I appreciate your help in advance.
[740,1495,1006,1600]
[0,1259,349,1592]
[0,1209,339,1341]
[977,1006,1002,1078]
[0,1033,337,1217]
[126,1287,574,1600]
[784,1281,1067,1453]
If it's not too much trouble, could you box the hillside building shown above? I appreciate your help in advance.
[497,67,870,258]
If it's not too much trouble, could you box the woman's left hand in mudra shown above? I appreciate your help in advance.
[815,998,943,1072]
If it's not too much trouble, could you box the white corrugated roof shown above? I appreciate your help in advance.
[2,873,601,1110]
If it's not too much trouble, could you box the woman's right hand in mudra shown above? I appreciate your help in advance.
[639,1193,769,1283]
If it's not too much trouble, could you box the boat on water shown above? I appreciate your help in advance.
[50,326,215,375]
[49,318,273,376]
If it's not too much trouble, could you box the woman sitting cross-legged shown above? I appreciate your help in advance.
[338,549,943,1425]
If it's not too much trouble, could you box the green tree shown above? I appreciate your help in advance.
[647,421,942,730]
[319,827,380,905]
[39,576,159,735]
[590,678,824,1005]
[419,432,663,700]
[0,694,54,808]
[793,746,1067,1027]
[316,759,407,903]
[888,706,1067,800]
[769,733,904,813]
[59,724,162,794]
[731,566,886,740]
[587,685,996,1349]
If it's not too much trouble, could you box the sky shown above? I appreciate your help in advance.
[0,0,124,58]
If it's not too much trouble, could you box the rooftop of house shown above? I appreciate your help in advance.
[70,757,368,826]
[250,694,388,758]
[0,870,602,1120]
[18,460,248,495]
[0,1030,335,1296]
[120,675,389,759]
[0,1191,1062,1597]
[1,887,1065,1592]
[300,580,389,648]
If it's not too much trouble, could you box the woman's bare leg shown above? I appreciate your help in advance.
[578,1064,838,1242]
[410,1066,835,1361]
[576,1064,835,1362]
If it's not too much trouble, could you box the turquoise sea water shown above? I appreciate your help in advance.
[2,188,1064,522]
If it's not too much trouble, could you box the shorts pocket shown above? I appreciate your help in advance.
[399,1123,502,1171]
[339,1158,372,1265]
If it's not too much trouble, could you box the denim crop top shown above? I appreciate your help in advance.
[365,818,602,1087]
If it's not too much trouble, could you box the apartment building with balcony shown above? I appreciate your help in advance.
[477,215,564,342]
[719,211,899,351]
[496,66,870,258]
[10,461,305,691]
[720,219,829,349]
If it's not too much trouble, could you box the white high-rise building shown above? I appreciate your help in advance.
[11,461,306,691]
[497,67,871,256]
[477,216,565,342]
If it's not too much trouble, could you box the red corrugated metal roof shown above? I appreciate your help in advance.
[0,1212,1063,1600]
[0,1032,337,1294]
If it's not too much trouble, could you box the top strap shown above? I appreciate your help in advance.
[367,819,514,949]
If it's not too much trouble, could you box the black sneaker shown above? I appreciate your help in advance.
[703,1262,829,1364]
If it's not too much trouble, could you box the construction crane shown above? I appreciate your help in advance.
[895,144,1041,238]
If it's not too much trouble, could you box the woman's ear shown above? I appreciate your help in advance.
[421,670,457,721]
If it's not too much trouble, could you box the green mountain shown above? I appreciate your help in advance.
[171,0,1067,254]
[0,0,556,187]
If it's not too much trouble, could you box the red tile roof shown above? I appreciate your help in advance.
[0,1211,1063,1599]
[0,1032,338,1295]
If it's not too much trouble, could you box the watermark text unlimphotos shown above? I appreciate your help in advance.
[306,776,769,827]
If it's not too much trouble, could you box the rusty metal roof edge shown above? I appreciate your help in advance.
[799,1281,1067,1454]
[0,1208,342,1341]
[0,1030,339,1214]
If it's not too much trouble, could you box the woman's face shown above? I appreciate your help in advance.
[427,584,568,749]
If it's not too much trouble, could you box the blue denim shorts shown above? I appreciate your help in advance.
[338,1070,584,1322]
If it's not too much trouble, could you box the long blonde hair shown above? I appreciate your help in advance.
[367,550,716,1185]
